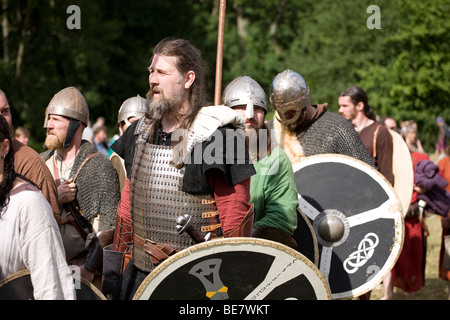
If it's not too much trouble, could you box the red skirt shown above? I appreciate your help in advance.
[392,216,425,293]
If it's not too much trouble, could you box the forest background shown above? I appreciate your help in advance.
[0,0,449,153]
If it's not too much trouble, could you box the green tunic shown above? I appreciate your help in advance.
[250,147,298,235]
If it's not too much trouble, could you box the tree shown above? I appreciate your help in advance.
[358,0,450,151]
[0,0,448,153]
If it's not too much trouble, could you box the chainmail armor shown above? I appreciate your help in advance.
[130,117,219,273]
[41,141,120,230]
[269,110,374,166]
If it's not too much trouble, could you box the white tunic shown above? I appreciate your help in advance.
[0,184,75,300]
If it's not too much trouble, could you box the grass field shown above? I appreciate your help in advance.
[370,213,449,300]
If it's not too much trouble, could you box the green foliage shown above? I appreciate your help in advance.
[0,0,448,153]
[358,0,450,151]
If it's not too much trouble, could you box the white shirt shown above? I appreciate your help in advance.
[0,183,75,300]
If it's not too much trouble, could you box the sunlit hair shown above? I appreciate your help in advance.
[0,115,16,215]
[151,38,208,129]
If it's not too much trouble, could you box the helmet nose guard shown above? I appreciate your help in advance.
[222,76,267,118]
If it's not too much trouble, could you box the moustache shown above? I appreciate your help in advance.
[245,118,257,125]
[147,86,163,99]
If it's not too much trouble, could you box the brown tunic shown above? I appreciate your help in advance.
[359,122,394,185]
[12,139,60,225]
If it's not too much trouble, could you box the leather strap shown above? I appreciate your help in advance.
[53,152,100,185]
[133,233,178,264]
[57,153,100,239]
[372,124,381,158]
[61,211,89,241]
[73,153,100,182]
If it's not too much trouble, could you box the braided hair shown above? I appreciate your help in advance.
[0,115,17,214]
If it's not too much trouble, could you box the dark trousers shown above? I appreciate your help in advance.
[119,258,149,300]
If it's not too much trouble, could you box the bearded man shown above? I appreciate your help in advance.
[40,86,120,283]
[267,70,373,166]
[110,38,255,299]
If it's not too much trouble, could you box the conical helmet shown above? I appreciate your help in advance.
[222,76,267,119]
[269,70,310,115]
[43,86,89,128]
[117,95,146,126]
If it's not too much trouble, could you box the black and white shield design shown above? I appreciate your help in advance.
[0,270,34,300]
[292,208,319,266]
[0,269,106,300]
[292,154,404,300]
[133,238,330,300]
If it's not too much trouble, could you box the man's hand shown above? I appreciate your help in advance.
[79,265,95,282]
[413,184,427,194]
[58,178,77,204]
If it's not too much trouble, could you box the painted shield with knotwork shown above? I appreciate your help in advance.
[133,238,331,300]
[292,154,404,299]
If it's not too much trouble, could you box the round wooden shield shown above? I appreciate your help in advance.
[74,276,107,300]
[292,208,319,266]
[133,237,330,300]
[292,154,404,300]
[389,129,414,215]
[0,270,34,300]
[0,269,106,300]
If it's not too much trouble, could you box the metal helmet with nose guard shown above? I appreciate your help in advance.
[222,76,267,119]
[269,70,310,125]
[117,95,147,127]
[43,86,89,148]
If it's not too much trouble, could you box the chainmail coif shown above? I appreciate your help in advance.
[41,141,120,230]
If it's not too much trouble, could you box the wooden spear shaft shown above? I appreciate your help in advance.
[214,0,226,105]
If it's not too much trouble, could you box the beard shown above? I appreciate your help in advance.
[285,121,299,133]
[44,130,65,150]
[145,87,184,121]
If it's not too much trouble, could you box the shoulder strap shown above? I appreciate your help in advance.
[372,124,381,158]
[72,152,100,182]
[52,152,100,184]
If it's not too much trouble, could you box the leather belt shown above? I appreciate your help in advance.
[133,233,178,264]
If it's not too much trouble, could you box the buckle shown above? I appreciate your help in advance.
[143,238,156,249]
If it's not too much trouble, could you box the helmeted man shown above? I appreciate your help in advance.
[117,95,147,136]
[40,86,120,283]
[110,94,147,193]
[111,38,255,299]
[267,70,374,166]
[111,94,147,248]
[222,76,298,248]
